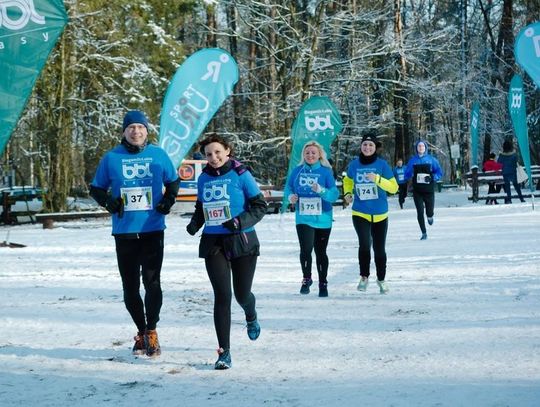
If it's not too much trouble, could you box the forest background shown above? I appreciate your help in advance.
[2,0,539,212]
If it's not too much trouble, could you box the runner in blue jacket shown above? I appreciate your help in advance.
[285,141,339,297]
[186,134,267,370]
[404,140,443,240]
[90,110,180,358]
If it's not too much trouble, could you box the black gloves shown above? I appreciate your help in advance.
[186,222,199,236]
[156,178,180,215]
[105,196,124,218]
[222,217,240,232]
[155,197,174,215]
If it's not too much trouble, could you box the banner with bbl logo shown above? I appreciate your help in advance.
[508,74,533,191]
[469,101,480,168]
[281,96,343,212]
[0,0,68,156]
[159,48,239,169]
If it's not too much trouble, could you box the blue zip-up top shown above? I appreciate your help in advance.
[285,162,338,229]
[197,160,261,234]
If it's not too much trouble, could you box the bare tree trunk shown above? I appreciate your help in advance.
[393,0,411,162]
[43,34,73,212]
[206,5,217,47]
[226,4,242,132]
[301,2,326,101]
[479,0,513,162]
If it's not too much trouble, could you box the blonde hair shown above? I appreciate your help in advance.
[299,140,332,168]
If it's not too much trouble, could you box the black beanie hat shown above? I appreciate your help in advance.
[361,132,378,144]
[361,130,381,147]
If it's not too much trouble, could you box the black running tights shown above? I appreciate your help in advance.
[352,216,388,281]
[205,252,257,350]
[295,224,331,282]
[413,191,435,234]
[115,232,164,333]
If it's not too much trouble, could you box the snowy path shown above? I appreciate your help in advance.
[1,190,539,406]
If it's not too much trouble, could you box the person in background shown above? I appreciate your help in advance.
[90,110,180,358]
[186,133,267,370]
[497,139,526,204]
[343,131,398,294]
[404,140,443,240]
[482,152,503,205]
[285,140,339,297]
[393,158,407,209]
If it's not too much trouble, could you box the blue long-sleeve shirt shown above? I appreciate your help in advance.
[285,162,338,229]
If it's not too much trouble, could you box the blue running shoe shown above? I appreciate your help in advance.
[215,348,232,370]
[246,317,260,341]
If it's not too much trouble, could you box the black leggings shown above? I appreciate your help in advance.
[413,191,435,233]
[398,183,408,206]
[295,224,331,283]
[205,251,257,350]
[115,232,164,332]
[352,216,388,281]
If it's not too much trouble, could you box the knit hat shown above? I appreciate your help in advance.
[122,110,149,132]
[361,130,381,147]
[361,133,377,144]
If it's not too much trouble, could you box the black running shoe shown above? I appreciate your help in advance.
[318,283,328,297]
[300,278,313,294]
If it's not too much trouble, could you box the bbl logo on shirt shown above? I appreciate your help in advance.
[122,163,153,179]
[355,171,374,184]
[298,175,319,188]
[203,183,230,201]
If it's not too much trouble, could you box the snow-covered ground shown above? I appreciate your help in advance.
[1,188,539,406]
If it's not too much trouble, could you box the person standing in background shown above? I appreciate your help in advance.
[90,110,180,358]
[404,140,443,240]
[497,139,526,204]
[285,140,339,297]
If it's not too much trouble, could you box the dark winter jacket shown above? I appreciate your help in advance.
[497,151,518,176]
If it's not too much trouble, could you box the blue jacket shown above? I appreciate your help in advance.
[404,141,443,193]
[497,151,518,176]
[285,162,338,229]
[91,143,178,234]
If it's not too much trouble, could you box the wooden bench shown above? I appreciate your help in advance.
[35,211,110,228]
[465,165,540,202]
